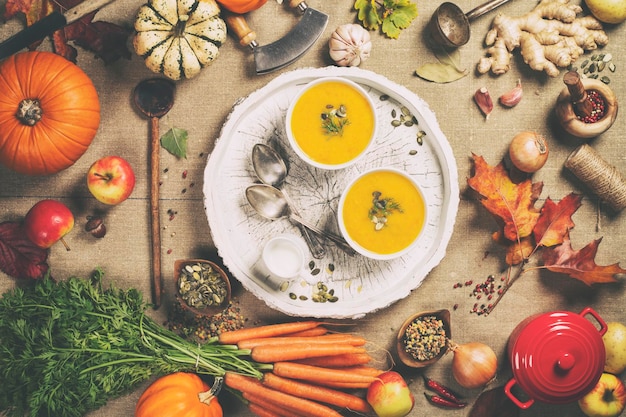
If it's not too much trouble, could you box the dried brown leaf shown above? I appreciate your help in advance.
[542,234,626,285]
[468,386,519,417]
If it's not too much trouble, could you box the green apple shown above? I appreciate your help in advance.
[579,373,626,417]
[603,322,626,374]
[584,0,626,24]
[366,371,414,417]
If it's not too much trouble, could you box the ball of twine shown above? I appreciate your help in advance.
[565,144,626,212]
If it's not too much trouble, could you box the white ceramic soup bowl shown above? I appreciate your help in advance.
[337,167,427,260]
[286,76,377,170]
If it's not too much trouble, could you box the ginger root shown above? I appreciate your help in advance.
[477,0,609,77]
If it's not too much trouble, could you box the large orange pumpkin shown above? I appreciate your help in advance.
[0,51,100,176]
[216,0,267,13]
[135,372,223,417]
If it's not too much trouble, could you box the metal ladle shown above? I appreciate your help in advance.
[245,184,356,256]
[251,144,326,259]
[428,0,513,49]
[133,77,176,309]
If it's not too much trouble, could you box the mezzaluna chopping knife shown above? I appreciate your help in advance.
[224,0,328,74]
[0,0,117,61]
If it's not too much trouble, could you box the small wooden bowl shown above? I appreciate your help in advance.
[174,259,231,317]
[555,77,618,139]
[396,309,451,368]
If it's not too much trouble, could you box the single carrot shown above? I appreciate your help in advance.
[218,321,322,345]
[245,392,308,417]
[271,362,378,385]
[238,333,367,349]
[311,380,372,389]
[251,343,367,363]
[263,372,373,414]
[224,372,343,417]
[283,326,328,337]
[247,403,284,417]
[341,365,385,377]
[295,352,372,368]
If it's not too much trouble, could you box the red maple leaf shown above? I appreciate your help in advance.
[542,234,626,286]
[533,193,582,248]
[467,154,543,241]
[0,221,49,280]
[3,0,131,63]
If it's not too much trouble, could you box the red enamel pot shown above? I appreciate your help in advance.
[505,307,607,409]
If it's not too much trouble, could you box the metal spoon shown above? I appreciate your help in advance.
[251,143,325,259]
[245,184,356,256]
[133,77,176,309]
[428,0,512,48]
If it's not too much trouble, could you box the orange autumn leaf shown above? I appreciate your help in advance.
[533,193,582,248]
[468,154,543,241]
[493,231,534,265]
[542,235,626,286]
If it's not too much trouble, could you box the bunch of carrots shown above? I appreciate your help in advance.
[217,320,384,417]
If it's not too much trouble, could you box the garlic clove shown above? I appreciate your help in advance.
[499,79,523,108]
[474,87,493,119]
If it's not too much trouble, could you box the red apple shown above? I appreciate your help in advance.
[24,199,74,250]
[579,373,626,417]
[87,156,136,205]
[366,371,415,417]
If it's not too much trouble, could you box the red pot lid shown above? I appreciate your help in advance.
[509,309,606,404]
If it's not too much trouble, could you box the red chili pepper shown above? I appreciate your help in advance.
[424,392,467,409]
[422,375,464,404]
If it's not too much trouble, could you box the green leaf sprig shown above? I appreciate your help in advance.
[0,270,268,417]
[354,0,418,39]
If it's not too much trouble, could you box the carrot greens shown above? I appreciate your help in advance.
[0,269,267,417]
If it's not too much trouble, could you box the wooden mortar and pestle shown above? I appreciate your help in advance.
[555,71,618,139]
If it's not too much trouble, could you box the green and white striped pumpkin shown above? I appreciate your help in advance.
[134,0,227,80]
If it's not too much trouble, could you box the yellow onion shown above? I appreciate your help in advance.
[450,341,498,389]
[508,131,549,173]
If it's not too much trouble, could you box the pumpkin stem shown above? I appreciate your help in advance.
[17,99,43,126]
[198,376,223,405]
[174,14,189,37]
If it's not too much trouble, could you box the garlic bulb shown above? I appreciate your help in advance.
[329,24,372,67]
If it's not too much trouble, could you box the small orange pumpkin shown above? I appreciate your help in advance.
[135,372,223,417]
[216,0,267,13]
[0,51,100,176]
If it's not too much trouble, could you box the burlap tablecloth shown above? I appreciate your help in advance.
[1,0,625,415]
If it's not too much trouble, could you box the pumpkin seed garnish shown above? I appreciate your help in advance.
[369,191,403,231]
[321,104,349,136]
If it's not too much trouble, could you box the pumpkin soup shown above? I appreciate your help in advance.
[341,169,426,256]
[288,78,375,167]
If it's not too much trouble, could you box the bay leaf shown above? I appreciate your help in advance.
[434,47,464,72]
[415,62,468,83]
[160,127,188,159]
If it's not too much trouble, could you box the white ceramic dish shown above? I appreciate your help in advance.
[337,167,428,260]
[203,66,459,319]
[286,76,377,170]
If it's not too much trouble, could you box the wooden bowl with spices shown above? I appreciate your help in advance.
[396,309,451,368]
[174,259,231,317]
